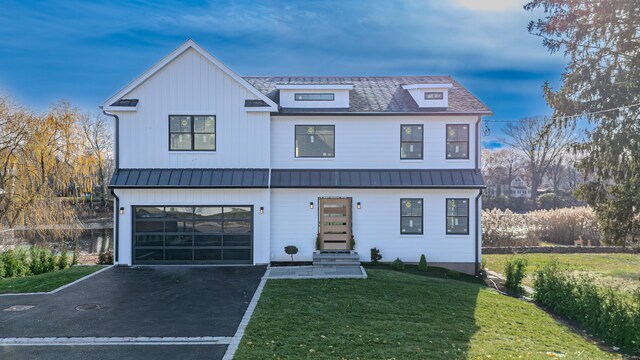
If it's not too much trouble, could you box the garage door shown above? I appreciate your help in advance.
[133,206,253,264]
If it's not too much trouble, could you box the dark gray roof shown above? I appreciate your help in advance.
[244,99,270,107]
[110,99,139,107]
[243,76,491,114]
[271,169,485,189]
[109,169,269,188]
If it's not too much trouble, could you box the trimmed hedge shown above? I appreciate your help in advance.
[534,259,640,354]
[0,246,70,279]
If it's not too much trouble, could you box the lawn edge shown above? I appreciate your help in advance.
[222,266,271,360]
[0,265,112,297]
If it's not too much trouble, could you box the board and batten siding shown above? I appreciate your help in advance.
[270,189,481,272]
[271,115,478,169]
[114,189,270,265]
[117,48,270,169]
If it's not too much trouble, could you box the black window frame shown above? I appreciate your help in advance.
[446,198,470,235]
[132,205,253,264]
[400,198,424,235]
[400,124,424,160]
[446,124,470,160]
[169,115,216,152]
[294,125,336,158]
[424,91,444,100]
[294,93,335,101]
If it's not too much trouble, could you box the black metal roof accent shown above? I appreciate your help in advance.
[244,99,270,107]
[270,169,485,189]
[110,99,139,107]
[109,168,269,188]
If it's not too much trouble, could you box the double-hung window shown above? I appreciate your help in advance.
[400,124,423,159]
[446,124,469,159]
[400,198,423,234]
[169,115,216,151]
[295,125,335,158]
[446,198,469,235]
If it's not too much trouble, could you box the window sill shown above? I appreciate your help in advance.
[445,234,470,237]
[399,159,424,162]
[168,151,217,155]
[294,157,335,161]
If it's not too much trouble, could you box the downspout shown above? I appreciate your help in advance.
[100,106,120,263]
[110,189,120,263]
[475,115,481,173]
[475,189,483,276]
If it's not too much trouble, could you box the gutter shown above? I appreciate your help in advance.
[110,189,120,263]
[100,106,120,264]
[475,189,483,276]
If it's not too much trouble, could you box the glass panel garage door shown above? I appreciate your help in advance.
[133,206,252,264]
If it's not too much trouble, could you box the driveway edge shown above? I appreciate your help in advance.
[222,267,271,360]
[0,265,113,297]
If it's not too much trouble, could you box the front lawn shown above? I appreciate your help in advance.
[484,253,640,286]
[235,268,616,359]
[0,265,104,294]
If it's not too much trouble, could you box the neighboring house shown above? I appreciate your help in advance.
[102,40,491,275]
[509,176,530,198]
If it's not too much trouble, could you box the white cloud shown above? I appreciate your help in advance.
[453,0,525,12]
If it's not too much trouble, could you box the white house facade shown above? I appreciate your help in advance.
[102,40,491,275]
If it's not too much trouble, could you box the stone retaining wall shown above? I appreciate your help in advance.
[482,246,639,254]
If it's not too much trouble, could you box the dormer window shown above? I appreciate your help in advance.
[424,92,444,100]
[294,93,335,101]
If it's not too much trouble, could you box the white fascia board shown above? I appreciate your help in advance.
[275,84,354,90]
[245,107,274,112]
[101,106,138,112]
[402,83,453,90]
[101,39,278,110]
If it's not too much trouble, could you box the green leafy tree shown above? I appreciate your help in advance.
[526,0,640,245]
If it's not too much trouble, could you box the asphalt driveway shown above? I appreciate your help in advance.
[0,265,266,359]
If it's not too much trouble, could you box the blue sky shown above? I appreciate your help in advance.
[0,0,565,146]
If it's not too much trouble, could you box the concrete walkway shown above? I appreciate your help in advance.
[267,265,367,279]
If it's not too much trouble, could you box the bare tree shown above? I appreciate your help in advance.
[502,116,577,203]
[79,112,113,206]
[483,148,525,197]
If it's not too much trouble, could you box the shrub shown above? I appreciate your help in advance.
[478,258,488,279]
[534,260,640,353]
[350,235,356,249]
[504,256,528,295]
[1,249,29,278]
[390,257,405,271]
[418,254,428,272]
[45,253,57,273]
[370,248,382,264]
[446,270,461,279]
[58,251,69,269]
[315,233,321,250]
[97,250,114,265]
[29,247,45,275]
[72,250,78,266]
[284,245,298,262]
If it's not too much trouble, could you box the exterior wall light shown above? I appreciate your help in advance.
[260,206,264,214]
[119,207,125,215]
[310,201,314,209]
[356,202,361,209]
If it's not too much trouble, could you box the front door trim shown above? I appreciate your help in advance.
[318,197,352,250]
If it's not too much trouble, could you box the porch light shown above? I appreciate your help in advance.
[260,206,264,214]
[119,207,124,215]
[310,201,314,209]
[356,202,361,209]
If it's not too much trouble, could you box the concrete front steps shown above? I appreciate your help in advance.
[313,251,361,267]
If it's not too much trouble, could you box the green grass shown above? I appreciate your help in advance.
[0,266,104,294]
[484,253,640,286]
[235,268,616,359]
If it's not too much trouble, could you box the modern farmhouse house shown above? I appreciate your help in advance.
[102,40,490,275]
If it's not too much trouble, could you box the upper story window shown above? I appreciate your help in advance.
[169,115,216,151]
[294,93,335,101]
[424,92,444,100]
[446,124,469,159]
[400,125,423,159]
[401,198,423,235]
[295,125,335,158]
[446,198,469,235]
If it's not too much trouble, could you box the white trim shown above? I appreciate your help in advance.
[222,267,270,360]
[402,83,453,90]
[101,106,138,112]
[101,39,278,111]
[275,84,354,90]
[245,107,275,112]
[0,265,113,297]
